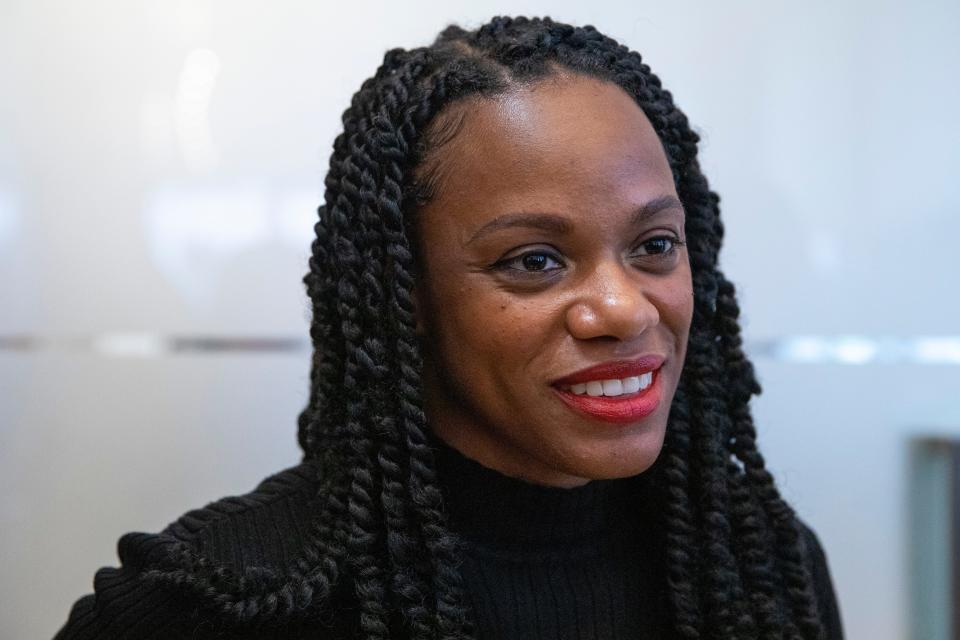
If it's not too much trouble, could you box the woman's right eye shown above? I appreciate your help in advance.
[494,250,565,274]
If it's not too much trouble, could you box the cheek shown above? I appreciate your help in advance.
[654,268,695,339]
[434,283,554,369]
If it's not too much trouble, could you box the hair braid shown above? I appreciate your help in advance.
[714,275,826,639]
[708,273,790,634]
[385,60,483,640]
[334,45,480,638]
[297,207,346,456]
[359,52,460,638]
[325,144,392,637]
[686,317,757,637]
[659,381,705,638]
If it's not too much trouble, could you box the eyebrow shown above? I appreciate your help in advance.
[465,194,685,245]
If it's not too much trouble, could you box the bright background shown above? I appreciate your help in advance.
[2,1,958,638]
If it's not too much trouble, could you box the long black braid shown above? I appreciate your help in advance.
[147,16,826,640]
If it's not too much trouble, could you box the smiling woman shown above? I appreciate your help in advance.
[56,16,843,640]
[415,75,693,488]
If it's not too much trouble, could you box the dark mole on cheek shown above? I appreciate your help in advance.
[500,304,507,311]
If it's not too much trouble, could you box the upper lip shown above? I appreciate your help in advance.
[551,354,666,386]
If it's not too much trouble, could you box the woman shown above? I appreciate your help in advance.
[57,16,843,640]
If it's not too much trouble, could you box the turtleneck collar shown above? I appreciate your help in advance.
[430,433,648,547]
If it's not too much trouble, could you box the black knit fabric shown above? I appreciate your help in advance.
[432,437,672,640]
[55,446,844,639]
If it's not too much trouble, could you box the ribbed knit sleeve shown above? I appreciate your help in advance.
[54,532,199,640]
[53,463,357,640]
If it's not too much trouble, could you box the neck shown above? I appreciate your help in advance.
[429,431,625,545]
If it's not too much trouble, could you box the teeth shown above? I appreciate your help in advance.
[601,379,623,396]
[566,371,655,396]
[639,372,653,390]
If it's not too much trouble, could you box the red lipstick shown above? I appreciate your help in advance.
[552,355,665,387]
[551,355,665,424]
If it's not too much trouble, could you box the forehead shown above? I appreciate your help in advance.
[418,73,675,227]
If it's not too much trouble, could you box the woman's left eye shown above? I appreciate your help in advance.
[631,235,682,257]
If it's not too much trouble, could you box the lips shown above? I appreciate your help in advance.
[551,355,666,424]
[551,354,665,387]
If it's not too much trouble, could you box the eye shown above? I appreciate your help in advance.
[631,235,683,257]
[494,249,565,274]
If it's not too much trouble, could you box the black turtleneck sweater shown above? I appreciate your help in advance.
[55,440,844,639]
[433,439,673,639]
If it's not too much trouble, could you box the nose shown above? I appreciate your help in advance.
[564,260,660,342]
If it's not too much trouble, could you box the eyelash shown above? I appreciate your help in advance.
[492,235,686,276]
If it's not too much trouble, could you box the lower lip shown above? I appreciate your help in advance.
[553,368,663,424]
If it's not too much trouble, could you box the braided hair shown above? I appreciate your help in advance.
[149,16,826,640]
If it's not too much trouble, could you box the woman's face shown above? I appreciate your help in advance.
[415,73,694,487]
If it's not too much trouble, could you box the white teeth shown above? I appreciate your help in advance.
[585,381,605,396]
[639,372,653,389]
[622,376,641,393]
[566,371,656,396]
[601,379,623,396]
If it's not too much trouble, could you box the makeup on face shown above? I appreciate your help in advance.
[415,73,694,486]
[551,355,665,424]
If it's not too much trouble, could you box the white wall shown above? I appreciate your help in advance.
[2,1,958,638]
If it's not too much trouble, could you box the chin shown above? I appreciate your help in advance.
[568,429,666,481]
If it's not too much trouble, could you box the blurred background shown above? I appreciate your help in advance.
[1,1,958,638]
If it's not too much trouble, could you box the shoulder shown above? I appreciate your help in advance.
[55,462,356,640]
[161,462,322,573]
[794,517,845,640]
